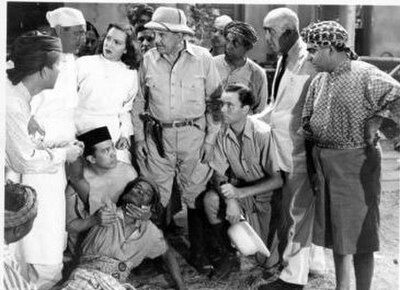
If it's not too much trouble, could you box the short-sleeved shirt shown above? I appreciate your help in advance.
[303,59,400,149]
[210,117,280,184]
[214,55,268,114]
[133,41,221,144]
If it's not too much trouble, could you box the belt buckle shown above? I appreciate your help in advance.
[172,120,182,127]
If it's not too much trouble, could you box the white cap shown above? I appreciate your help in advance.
[214,15,233,30]
[46,7,86,28]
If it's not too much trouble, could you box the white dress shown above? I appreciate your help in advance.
[15,53,78,266]
[75,54,138,163]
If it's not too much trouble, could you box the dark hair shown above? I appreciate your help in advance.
[7,32,61,85]
[97,23,140,70]
[86,21,99,38]
[224,83,255,108]
[135,24,155,36]
[117,177,161,209]
[127,4,154,26]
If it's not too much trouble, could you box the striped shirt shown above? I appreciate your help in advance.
[3,245,36,290]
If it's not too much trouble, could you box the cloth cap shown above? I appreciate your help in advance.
[214,15,233,30]
[77,126,112,155]
[145,6,194,36]
[301,20,358,60]
[224,21,259,46]
[46,7,86,28]
[5,183,38,229]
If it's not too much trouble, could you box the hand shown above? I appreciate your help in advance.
[125,204,151,221]
[65,142,84,163]
[28,116,45,137]
[200,142,214,163]
[135,140,148,159]
[365,116,382,146]
[220,183,240,199]
[225,199,242,225]
[116,137,130,150]
[94,205,118,226]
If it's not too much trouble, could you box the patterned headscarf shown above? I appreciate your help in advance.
[301,20,358,60]
[5,182,38,229]
[224,21,259,47]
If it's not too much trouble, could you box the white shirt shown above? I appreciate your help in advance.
[75,54,137,141]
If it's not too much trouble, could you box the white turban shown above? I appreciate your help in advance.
[214,15,233,31]
[46,7,85,28]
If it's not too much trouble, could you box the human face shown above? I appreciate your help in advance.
[211,27,226,56]
[137,30,155,53]
[103,27,127,62]
[154,30,182,55]
[58,25,86,55]
[80,30,98,56]
[121,181,153,220]
[306,44,332,72]
[220,91,248,125]
[137,14,151,27]
[263,17,284,54]
[91,140,117,169]
[224,32,247,62]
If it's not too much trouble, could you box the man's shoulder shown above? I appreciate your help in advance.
[187,42,213,59]
[248,116,272,136]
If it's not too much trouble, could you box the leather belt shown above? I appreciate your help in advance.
[161,116,202,128]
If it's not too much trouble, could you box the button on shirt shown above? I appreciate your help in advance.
[214,55,268,113]
[303,59,400,149]
[5,80,66,175]
[134,42,221,144]
[210,117,280,183]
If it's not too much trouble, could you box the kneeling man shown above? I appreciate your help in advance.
[203,84,283,278]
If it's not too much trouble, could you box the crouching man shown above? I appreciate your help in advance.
[203,84,283,278]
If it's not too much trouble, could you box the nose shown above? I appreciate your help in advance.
[221,103,228,113]
[307,52,313,62]
[264,31,271,42]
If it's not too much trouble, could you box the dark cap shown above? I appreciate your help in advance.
[77,126,112,156]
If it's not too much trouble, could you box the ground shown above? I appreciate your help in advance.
[128,141,399,290]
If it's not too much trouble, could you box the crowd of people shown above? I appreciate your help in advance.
[4,4,400,290]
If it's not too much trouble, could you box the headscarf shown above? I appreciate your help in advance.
[224,21,259,47]
[7,32,62,85]
[301,20,358,60]
[5,182,38,229]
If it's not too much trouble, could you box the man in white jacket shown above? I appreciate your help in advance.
[13,7,87,290]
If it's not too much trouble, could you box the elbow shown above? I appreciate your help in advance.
[274,173,284,189]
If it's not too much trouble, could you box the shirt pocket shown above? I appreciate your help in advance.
[181,76,205,104]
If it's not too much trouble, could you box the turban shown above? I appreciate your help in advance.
[46,7,86,28]
[5,182,38,229]
[77,126,112,156]
[224,21,259,46]
[301,20,358,60]
[214,15,233,31]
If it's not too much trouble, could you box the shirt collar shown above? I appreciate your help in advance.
[224,117,253,142]
[330,59,351,77]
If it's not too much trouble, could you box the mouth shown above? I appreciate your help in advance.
[104,48,112,54]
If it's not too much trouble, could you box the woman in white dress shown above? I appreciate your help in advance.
[75,23,140,163]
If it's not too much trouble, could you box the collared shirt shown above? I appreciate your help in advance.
[256,39,315,173]
[210,117,280,183]
[133,41,221,144]
[303,59,400,149]
[75,54,137,140]
[3,245,36,290]
[214,55,268,113]
[5,80,66,175]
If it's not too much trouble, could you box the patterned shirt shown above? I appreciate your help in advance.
[214,55,268,113]
[211,117,280,183]
[5,80,66,174]
[303,59,400,149]
[3,245,36,290]
[133,41,221,144]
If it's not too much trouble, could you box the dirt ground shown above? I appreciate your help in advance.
[129,142,400,290]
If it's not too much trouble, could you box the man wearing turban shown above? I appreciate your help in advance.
[214,20,268,114]
[3,182,39,290]
[302,21,400,290]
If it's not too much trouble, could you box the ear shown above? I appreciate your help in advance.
[86,155,96,165]
[55,25,62,37]
[242,104,250,114]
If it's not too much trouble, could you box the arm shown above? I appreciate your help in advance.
[162,244,187,290]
